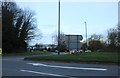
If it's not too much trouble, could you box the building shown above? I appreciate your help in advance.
[65,35,83,51]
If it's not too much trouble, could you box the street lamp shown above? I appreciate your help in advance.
[85,21,87,50]
[58,0,60,55]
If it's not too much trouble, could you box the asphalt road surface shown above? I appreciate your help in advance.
[2,55,120,78]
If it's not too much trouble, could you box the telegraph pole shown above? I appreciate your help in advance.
[58,0,60,55]
[85,21,87,50]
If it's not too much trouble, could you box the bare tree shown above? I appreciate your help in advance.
[2,1,39,53]
[52,32,67,52]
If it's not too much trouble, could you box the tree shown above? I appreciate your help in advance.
[117,24,120,51]
[2,2,19,52]
[18,10,36,51]
[88,40,103,52]
[81,41,87,52]
[107,28,117,51]
[88,34,104,52]
[2,2,37,53]
[88,34,103,41]
[53,32,67,52]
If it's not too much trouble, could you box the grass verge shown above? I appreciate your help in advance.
[2,51,51,56]
[24,52,119,65]
[0,48,2,55]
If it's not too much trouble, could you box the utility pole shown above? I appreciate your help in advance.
[58,0,60,55]
[85,21,87,50]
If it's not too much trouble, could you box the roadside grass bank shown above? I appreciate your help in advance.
[24,52,119,65]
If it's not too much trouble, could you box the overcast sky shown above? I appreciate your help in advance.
[17,1,118,45]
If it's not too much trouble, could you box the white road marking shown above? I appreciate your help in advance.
[20,69,76,78]
[27,63,107,71]
[16,58,24,60]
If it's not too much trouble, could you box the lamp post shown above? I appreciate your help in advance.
[85,21,87,50]
[58,0,60,55]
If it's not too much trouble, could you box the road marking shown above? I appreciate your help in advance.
[20,69,76,78]
[16,58,24,60]
[27,63,107,71]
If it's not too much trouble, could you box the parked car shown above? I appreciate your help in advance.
[78,49,83,52]
[55,50,58,53]
[85,50,91,52]
[43,50,47,52]
[69,49,77,54]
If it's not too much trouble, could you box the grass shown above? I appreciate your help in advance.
[0,48,2,55]
[3,51,51,56]
[24,52,119,65]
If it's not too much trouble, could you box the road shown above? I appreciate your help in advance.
[2,54,120,78]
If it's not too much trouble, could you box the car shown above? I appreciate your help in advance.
[85,50,91,52]
[69,49,77,54]
[78,49,83,52]
[43,50,47,52]
[55,50,58,53]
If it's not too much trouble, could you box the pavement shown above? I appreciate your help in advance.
[2,54,120,78]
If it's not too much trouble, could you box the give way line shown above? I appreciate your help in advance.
[27,63,107,71]
[20,69,76,78]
